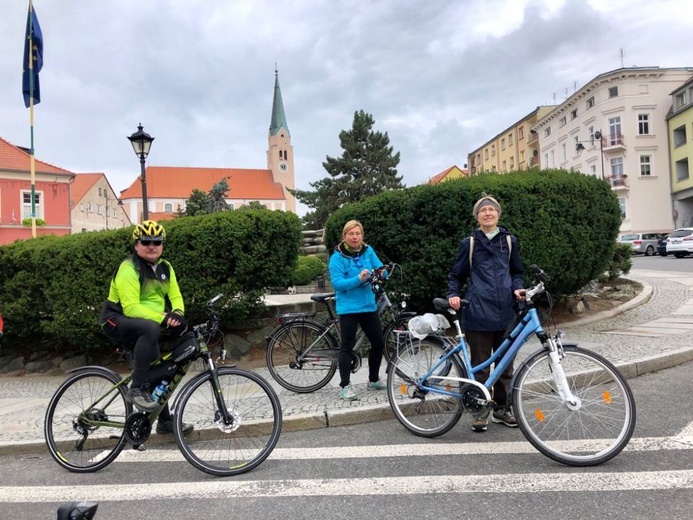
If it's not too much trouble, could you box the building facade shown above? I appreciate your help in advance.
[668,76,693,228]
[70,173,131,232]
[533,67,693,234]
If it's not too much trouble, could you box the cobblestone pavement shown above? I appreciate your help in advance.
[1,269,691,455]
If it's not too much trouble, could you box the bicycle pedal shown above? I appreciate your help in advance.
[132,444,146,452]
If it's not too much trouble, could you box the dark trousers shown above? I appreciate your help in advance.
[466,330,513,409]
[338,311,385,387]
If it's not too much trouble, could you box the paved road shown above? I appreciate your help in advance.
[0,268,691,455]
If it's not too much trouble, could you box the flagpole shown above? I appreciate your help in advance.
[28,0,37,238]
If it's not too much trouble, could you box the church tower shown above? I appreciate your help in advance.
[267,69,296,212]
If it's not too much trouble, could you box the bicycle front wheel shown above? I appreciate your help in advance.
[513,345,636,466]
[266,320,338,393]
[175,367,282,476]
[44,369,131,473]
[387,338,465,438]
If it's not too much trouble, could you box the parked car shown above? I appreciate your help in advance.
[657,234,669,256]
[617,232,664,256]
[665,227,693,258]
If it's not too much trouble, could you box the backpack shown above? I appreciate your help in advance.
[468,234,512,268]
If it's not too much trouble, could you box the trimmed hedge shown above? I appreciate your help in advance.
[292,256,326,286]
[325,169,621,311]
[0,210,301,354]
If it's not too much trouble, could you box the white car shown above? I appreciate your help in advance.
[665,227,693,258]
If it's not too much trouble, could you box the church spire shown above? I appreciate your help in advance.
[269,67,290,137]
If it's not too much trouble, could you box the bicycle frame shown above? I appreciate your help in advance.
[410,284,578,407]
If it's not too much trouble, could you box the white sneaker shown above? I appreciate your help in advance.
[340,384,359,401]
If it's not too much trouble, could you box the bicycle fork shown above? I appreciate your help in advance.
[544,335,580,408]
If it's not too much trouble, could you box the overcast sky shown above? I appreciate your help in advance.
[2,0,692,216]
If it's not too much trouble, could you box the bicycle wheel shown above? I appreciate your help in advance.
[174,367,282,476]
[266,320,339,393]
[44,369,132,473]
[513,345,636,466]
[383,320,406,364]
[387,338,465,437]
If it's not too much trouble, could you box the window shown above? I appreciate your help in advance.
[164,203,173,213]
[98,188,102,196]
[638,114,650,135]
[675,157,689,182]
[675,91,687,109]
[588,126,595,143]
[618,197,626,219]
[484,148,489,160]
[608,116,622,145]
[502,160,507,171]
[97,204,103,215]
[544,127,551,137]
[87,202,93,213]
[491,144,496,157]
[590,164,597,176]
[586,97,595,109]
[519,126,525,139]
[510,157,514,169]
[22,191,42,219]
[80,202,84,212]
[501,138,506,150]
[561,143,567,162]
[508,133,513,146]
[550,150,555,167]
[544,153,549,167]
[609,86,619,98]
[673,124,687,147]
[611,157,624,177]
[571,109,578,120]
[640,155,652,176]
[559,116,566,127]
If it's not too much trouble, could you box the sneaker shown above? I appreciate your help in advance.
[492,407,518,428]
[156,419,194,436]
[126,387,159,412]
[472,410,490,432]
[339,384,359,401]
[366,380,386,391]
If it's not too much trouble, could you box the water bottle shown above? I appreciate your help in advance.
[152,380,169,403]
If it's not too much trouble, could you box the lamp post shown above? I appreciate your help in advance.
[575,129,605,180]
[127,124,155,221]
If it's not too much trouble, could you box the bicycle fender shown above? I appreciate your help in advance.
[65,365,123,380]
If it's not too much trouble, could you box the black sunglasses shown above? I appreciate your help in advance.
[139,239,163,246]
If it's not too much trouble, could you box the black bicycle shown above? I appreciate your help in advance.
[265,263,419,393]
[44,294,282,477]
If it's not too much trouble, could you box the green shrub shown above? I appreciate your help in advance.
[292,256,326,286]
[607,243,633,280]
[325,169,621,311]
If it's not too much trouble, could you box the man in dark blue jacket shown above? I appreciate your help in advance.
[447,195,525,432]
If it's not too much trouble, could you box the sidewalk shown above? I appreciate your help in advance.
[1,268,692,456]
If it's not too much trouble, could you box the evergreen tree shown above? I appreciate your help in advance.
[183,178,230,216]
[293,110,404,228]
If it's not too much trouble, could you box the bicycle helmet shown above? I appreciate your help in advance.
[132,220,166,242]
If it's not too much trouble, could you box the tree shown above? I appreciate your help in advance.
[293,110,404,228]
[183,178,230,216]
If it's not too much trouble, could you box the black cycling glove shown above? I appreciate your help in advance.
[164,311,187,336]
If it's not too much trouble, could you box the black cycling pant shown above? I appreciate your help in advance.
[338,311,385,388]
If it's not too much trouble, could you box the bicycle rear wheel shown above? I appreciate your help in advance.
[175,367,282,476]
[387,338,465,437]
[44,369,131,473]
[266,320,338,393]
[513,345,636,466]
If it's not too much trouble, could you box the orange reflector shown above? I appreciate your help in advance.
[445,384,451,392]
[603,391,612,404]
[400,383,407,395]
[534,409,545,422]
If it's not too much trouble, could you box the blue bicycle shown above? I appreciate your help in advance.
[386,265,636,466]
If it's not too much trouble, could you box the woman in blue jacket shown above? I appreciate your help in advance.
[328,220,387,401]
[447,195,525,432]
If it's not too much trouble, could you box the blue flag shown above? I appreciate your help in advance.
[22,5,43,108]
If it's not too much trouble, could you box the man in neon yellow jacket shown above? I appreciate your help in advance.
[99,220,192,435]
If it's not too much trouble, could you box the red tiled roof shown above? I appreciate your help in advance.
[428,164,468,185]
[70,173,102,204]
[0,136,74,176]
[119,167,285,200]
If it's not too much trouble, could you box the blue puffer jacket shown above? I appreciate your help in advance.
[447,226,524,331]
[329,243,384,316]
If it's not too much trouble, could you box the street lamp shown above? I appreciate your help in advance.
[127,124,155,221]
[575,130,605,180]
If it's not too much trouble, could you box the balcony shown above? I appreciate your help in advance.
[602,133,626,152]
[609,175,628,190]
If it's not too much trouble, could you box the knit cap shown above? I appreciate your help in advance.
[472,195,502,217]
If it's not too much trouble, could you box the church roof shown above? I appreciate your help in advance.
[269,70,290,137]
[119,166,286,200]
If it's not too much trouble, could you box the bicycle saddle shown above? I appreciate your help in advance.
[311,293,335,302]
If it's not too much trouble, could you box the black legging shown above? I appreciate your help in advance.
[338,311,385,387]
[103,315,162,389]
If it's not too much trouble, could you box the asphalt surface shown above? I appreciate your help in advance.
[1,268,691,456]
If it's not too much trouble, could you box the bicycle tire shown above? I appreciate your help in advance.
[266,320,339,393]
[44,368,132,473]
[174,366,282,476]
[387,338,465,438]
[512,345,636,466]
